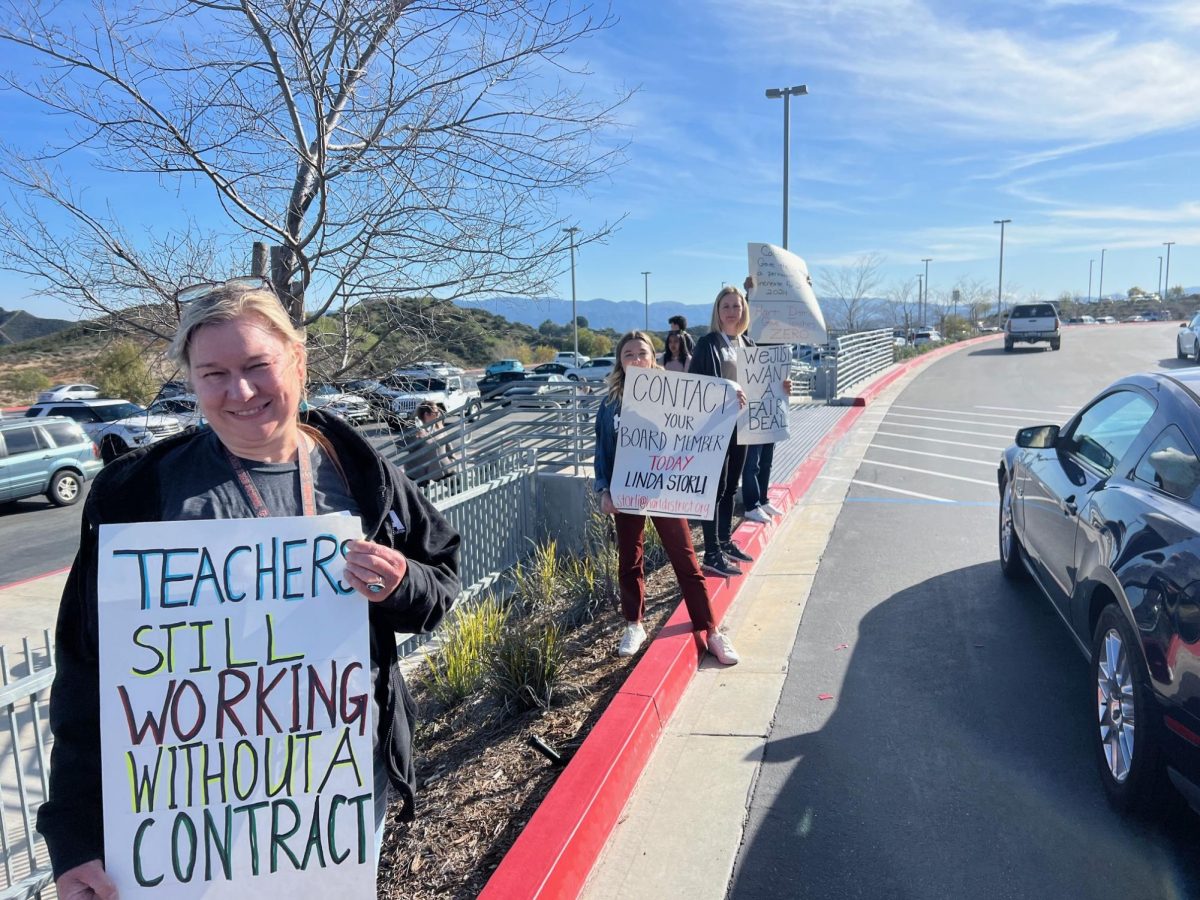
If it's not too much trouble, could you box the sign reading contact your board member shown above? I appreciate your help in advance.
[97,513,374,899]
[610,368,739,519]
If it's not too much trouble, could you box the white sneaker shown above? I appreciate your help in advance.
[744,506,771,524]
[617,622,647,657]
[707,631,740,666]
[761,502,784,517]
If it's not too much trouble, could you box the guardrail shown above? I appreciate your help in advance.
[831,329,895,399]
[0,634,54,900]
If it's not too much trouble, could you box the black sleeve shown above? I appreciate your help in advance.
[370,467,461,635]
[36,515,105,878]
[687,333,721,378]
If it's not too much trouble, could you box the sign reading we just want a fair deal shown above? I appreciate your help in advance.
[610,368,739,520]
[97,513,374,899]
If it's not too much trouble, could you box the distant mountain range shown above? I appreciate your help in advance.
[456,297,716,332]
[0,307,75,345]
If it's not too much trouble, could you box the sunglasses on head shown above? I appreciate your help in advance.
[174,275,276,306]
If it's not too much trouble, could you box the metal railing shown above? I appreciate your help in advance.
[1,634,54,900]
[831,329,895,399]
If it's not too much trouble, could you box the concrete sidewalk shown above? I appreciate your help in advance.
[580,376,905,898]
[0,570,66,677]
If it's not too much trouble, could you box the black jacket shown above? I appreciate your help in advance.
[36,410,461,878]
[688,330,756,379]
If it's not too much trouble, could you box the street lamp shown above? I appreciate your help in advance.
[921,257,932,325]
[563,226,580,361]
[1158,255,1164,302]
[764,84,808,249]
[994,219,1011,318]
[916,273,924,329]
[1098,248,1106,305]
[641,271,651,331]
[1164,241,1176,302]
[1088,259,1094,304]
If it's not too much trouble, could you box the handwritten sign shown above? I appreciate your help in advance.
[609,369,739,519]
[746,242,828,344]
[736,345,792,444]
[97,514,374,899]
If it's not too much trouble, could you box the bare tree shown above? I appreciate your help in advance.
[0,0,627,374]
[815,252,885,333]
[882,279,919,335]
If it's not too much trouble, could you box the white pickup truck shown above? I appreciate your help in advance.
[1004,302,1061,352]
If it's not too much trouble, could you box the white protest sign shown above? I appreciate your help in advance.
[97,513,374,899]
[736,345,792,445]
[610,368,739,519]
[746,242,828,344]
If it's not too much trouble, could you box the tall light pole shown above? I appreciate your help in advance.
[916,273,924,329]
[1158,255,1164,302]
[640,270,651,331]
[921,257,932,325]
[563,226,580,361]
[994,219,1011,318]
[1164,241,1176,302]
[764,84,808,249]
[1088,259,1094,303]
[1098,248,1106,305]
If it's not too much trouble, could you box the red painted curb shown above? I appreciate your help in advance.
[0,566,71,594]
[480,340,989,899]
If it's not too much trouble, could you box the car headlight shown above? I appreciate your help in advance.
[126,426,149,436]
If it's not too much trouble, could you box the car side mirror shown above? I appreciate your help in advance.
[1181,323,1188,328]
[1016,424,1060,449]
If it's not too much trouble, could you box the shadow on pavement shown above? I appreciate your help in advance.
[967,346,1053,356]
[1157,358,1195,370]
[730,561,1200,900]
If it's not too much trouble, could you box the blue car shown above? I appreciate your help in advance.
[485,359,525,376]
[0,416,103,506]
[998,371,1200,817]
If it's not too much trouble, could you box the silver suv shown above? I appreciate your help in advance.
[24,398,183,463]
[0,416,103,506]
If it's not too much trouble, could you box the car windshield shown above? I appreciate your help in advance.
[311,384,340,396]
[95,402,145,421]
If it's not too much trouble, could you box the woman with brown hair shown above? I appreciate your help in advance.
[593,330,739,663]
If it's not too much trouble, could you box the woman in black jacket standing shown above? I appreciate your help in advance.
[688,285,755,576]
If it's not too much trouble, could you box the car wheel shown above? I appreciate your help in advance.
[1177,337,1187,360]
[1003,338,1013,352]
[568,374,580,381]
[1050,339,1061,351]
[998,476,1028,580]
[47,470,83,506]
[1193,340,1200,364]
[1091,604,1168,816]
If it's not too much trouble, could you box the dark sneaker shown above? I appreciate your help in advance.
[702,553,742,577]
[722,542,754,563]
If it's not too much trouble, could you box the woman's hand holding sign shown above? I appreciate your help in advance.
[57,861,118,900]
[343,539,408,600]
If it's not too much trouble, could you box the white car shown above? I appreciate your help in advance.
[1097,315,1117,325]
[146,395,206,429]
[1176,313,1200,361]
[386,372,482,419]
[308,384,372,423]
[911,330,943,347]
[564,357,615,382]
[24,398,184,462]
[554,351,591,367]
[37,383,100,403]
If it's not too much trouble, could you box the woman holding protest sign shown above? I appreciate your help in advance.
[38,278,460,898]
[740,276,786,524]
[594,331,739,664]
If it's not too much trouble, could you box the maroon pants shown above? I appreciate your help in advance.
[614,512,716,632]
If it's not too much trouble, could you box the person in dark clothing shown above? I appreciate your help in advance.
[404,401,459,487]
[687,286,756,577]
[37,280,460,898]
[667,314,696,356]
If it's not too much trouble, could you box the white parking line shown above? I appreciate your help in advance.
[869,444,998,466]
[861,457,997,486]
[886,413,1016,434]
[880,421,1021,440]
[818,474,955,503]
[874,430,1008,452]
[974,405,1071,418]
[893,405,1045,423]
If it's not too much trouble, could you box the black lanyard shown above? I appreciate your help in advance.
[222,432,317,518]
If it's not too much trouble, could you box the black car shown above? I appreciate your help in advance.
[532,362,570,376]
[478,370,528,401]
[998,371,1200,817]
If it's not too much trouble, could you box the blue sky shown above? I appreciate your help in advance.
[2,0,1198,320]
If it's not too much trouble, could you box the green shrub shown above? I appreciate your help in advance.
[559,554,603,628]
[489,622,578,714]
[89,341,157,404]
[2,368,52,396]
[425,593,508,707]
[513,540,560,614]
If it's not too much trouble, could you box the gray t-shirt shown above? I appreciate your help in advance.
[159,428,360,523]
[718,333,742,382]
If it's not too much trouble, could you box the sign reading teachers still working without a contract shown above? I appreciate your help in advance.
[97,513,374,899]
[610,368,739,519]
[736,345,792,445]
